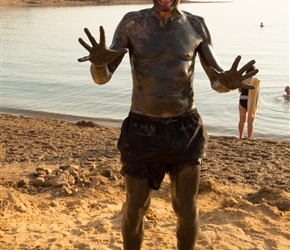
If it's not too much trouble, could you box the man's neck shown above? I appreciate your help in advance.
[152,7,182,23]
[159,10,173,20]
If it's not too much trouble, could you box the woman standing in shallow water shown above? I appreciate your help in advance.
[238,65,261,139]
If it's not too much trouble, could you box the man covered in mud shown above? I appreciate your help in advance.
[78,0,258,249]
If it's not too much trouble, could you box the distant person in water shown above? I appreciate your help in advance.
[284,86,290,101]
[260,22,264,28]
[238,65,261,139]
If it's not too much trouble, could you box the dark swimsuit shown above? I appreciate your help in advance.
[240,88,249,109]
[117,109,208,190]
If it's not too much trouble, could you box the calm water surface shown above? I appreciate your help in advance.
[2,0,289,140]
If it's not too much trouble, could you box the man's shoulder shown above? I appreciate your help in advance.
[180,10,208,34]
[117,8,151,29]
[181,10,205,23]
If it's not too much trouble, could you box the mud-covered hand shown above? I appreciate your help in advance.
[78,26,128,65]
[208,56,259,90]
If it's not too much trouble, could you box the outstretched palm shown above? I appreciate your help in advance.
[78,26,128,65]
[209,56,259,90]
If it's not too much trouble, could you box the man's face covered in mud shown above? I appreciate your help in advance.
[153,0,180,13]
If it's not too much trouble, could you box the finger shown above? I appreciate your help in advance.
[241,83,255,89]
[241,69,259,81]
[78,38,92,51]
[238,59,256,75]
[230,55,242,71]
[84,28,98,46]
[99,26,106,47]
[77,55,91,62]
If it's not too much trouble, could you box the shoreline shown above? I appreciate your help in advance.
[1,108,124,127]
[1,109,288,141]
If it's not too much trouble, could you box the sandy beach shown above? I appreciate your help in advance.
[1,113,289,249]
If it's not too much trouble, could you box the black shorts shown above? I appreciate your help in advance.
[117,109,208,190]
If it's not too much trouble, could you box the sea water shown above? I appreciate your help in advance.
[1,0,289,140]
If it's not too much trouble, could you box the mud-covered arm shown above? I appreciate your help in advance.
[196,18,258,93]
[78,26,128,84]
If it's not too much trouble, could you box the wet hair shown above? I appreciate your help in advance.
[246,65,256,74]
[285,86,290,92]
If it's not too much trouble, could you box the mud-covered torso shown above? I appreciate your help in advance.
[111,8,204,117]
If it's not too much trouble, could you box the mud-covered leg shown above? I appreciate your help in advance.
[122,174,152,250]
[170,164,201,250]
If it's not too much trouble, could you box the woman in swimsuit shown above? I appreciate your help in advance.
[238,65,259,139]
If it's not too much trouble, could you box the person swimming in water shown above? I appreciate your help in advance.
[284,86,290,101]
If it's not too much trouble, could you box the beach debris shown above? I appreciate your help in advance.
[18,164,121,195]
[145,208,158,221]
[17,178,30,187]
[75,120,100,128]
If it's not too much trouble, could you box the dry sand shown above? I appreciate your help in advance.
[1,113,290,250]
